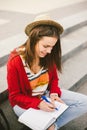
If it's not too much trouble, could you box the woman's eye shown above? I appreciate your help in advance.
[43,45,48,48]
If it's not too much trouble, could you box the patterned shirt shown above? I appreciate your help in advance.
[20,56,49,96]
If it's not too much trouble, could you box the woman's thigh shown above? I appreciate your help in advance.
[13,105,26,117]
[56,89,87,128]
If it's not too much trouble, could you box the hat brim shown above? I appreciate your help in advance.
[25,20,64,36]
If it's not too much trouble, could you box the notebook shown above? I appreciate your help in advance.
[18,98,68,130]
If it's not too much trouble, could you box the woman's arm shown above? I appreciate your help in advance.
[48,65,62,97]
[7,56,41,109]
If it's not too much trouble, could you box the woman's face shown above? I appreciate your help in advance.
[35,36,58,58]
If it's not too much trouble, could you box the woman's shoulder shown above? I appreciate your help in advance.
[7,48,21,64]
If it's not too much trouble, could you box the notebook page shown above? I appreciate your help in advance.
[18,108,56,130]
[47,100,69,118]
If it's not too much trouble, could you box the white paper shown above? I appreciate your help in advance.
[18,99,68,130]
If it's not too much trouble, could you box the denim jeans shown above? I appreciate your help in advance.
[13,89,87,129]
[55,89,87,129]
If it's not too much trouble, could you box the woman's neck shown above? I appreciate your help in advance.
[30,57,41,74]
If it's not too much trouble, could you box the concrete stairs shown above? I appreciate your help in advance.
[0,24,87,93]
[0,0,87,130]
[59,25,87,91]
[0,11,87,93]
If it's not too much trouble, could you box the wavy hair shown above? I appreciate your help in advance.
[18,25,62,72]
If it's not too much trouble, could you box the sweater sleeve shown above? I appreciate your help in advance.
[7,56,41,109]
[48,66,62,97]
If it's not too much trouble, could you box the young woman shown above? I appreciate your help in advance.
[7,14,87,130]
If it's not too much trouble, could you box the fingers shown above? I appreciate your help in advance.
[47,124,55,130]
[50,99,55,108]
[57,98,65,103]
[50,94,65,104]
[54,96,65,104]
[47,102,55,111]
[38,100,55,112]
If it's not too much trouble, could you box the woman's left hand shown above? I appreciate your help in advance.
[50,93,65,104]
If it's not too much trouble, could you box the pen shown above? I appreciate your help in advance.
[41,95,58,111]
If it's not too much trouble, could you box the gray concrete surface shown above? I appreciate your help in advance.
[59,45,87,90]
[0,0,87,58]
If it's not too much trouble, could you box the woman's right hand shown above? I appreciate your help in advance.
[38,100,55,112]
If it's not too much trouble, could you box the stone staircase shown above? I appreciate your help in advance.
[0,11,87,93]
[59,25,87,91]
[0,0,87,130]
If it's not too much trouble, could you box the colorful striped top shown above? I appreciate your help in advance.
[20,56,49,96]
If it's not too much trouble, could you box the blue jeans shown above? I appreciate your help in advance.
[13,89,87,129]
[55,89,87,129]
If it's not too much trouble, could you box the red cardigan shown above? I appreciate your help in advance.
[7,50,61,109]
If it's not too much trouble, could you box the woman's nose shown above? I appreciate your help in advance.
[46,48,52,54]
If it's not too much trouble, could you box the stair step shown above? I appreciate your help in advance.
[75,80,87,95]
[59,10,87,36]
[61,25,87,62]
[0,32,27,58]
[59,47,87,90]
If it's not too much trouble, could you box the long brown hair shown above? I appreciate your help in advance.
[19,25,62,72]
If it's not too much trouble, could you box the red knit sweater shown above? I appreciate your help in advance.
[7,50,61,109]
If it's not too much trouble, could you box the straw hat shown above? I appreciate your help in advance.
[25,14,63,36]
